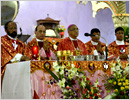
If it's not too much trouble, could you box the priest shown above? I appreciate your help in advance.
[108,27,129,60]
[57,24,87,56]
[85,28,106,56]
[1,21,30,80]
[24,24,56,60]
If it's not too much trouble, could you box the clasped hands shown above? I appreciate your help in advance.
[43,39,50,52]
[96,41,104,55]
[41,39,50,60]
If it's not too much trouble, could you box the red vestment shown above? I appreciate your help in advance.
[57,37,87,55]
[1,35,26,76]
[108,41,129,58]
[85,40,106,55]
[24,38,56,60]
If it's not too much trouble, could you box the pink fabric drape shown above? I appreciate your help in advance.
[31,70,113,99]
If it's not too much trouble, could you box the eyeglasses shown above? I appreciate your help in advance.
[69,28,79,31]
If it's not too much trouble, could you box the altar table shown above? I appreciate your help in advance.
[2,60,129,99]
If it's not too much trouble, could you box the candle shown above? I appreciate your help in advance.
[32,46,38,55]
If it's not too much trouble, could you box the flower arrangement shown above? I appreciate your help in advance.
[104,60,129,99]
[55,25,66,33]
[80,77,102,99]
[44,58,102,99]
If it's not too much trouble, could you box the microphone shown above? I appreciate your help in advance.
[84,33,95,36]
[84,33,108,61]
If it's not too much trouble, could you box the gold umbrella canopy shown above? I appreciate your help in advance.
[1,1,19,25]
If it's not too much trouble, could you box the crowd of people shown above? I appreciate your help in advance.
[1,21,129,78]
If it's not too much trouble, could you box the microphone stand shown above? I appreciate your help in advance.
[100,36,108,61]
[84,33,108,61]
[16,22,23,41]
[15,22,31,43]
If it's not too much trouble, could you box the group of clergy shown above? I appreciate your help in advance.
[1,21,129,79]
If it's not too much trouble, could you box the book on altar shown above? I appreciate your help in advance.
[119,45,125,54]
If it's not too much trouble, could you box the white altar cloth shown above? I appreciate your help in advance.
[2,61,32,99]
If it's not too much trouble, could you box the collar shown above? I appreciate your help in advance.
[116,40,124,45]
[36,38,43,42]
[7,35,17,40]
[69,36,77,41]
[91,40,98,45]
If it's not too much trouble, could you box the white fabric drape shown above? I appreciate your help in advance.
[2,61,32,99]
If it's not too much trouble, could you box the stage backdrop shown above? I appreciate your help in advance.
[1,1,129,45]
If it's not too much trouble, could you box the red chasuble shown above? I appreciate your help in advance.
[108,41,129,58]
[57,37,87,55]
[1,35,26,78]
[85,40,106,55]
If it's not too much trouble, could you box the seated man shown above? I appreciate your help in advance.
[108,27,129,60]
[1,21,30,78]
[85,28,106,56]
[24,24,56,60]
[57,24,87,56]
